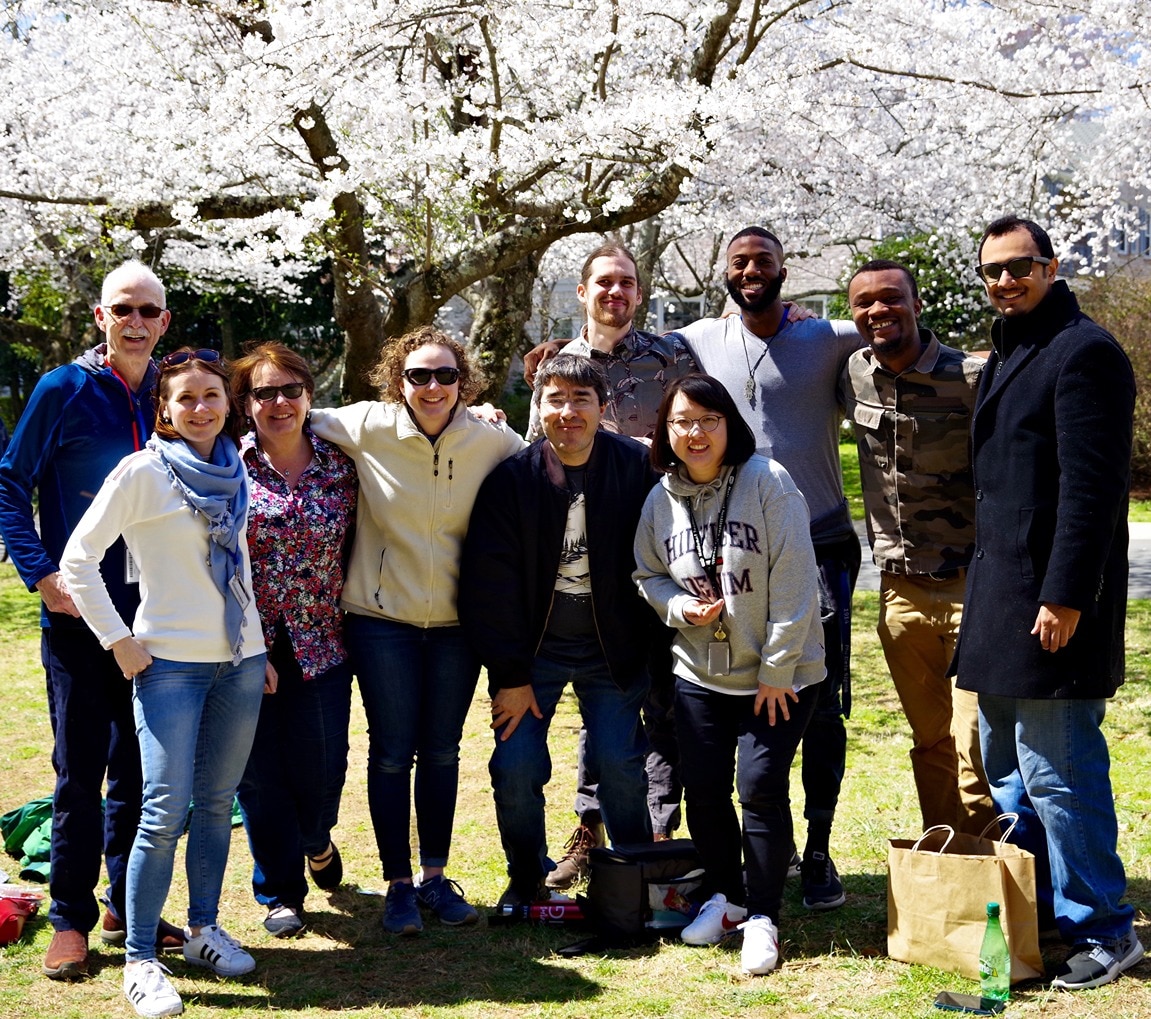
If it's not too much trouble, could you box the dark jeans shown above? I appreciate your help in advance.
[801,533,861,827]
[572,653,682,836]
[42,626,142,934]
[345,613,479,880]
[237,627,353,909]
[676,678,819,921]
[491,656,650,892]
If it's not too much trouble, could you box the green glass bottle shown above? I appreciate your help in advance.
[978,901,1011,1001]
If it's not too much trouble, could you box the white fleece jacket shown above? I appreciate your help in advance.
[633,454,825,695]
[309,401,526,627]
[60,449,265,664]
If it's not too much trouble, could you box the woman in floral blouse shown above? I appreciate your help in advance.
[231,342,358,937]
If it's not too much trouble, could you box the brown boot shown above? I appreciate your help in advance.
[42,929,88,980]
[545,822,604,890]
[100,909,187,952]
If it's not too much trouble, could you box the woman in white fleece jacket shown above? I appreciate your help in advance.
[308,326,525,934]
[61,349,267,1017]
[633,373,823,977]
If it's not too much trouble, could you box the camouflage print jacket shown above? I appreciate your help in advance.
[526,326,697,441]
[841,330,984,576]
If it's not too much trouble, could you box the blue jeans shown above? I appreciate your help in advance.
[237,626,352,909]
[345,614,479,880]
[126,655,266,962]
[490,656,651,894]
[978,694,1134,945]
[675,678,819,920]
[42,626,142,934]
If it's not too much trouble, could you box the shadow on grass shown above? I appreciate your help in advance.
[191,885,606,1011]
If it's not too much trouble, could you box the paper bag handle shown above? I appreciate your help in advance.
[978,812,1020,843]
[911,824,956,854]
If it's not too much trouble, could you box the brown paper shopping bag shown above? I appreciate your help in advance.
[886,816,1043,983]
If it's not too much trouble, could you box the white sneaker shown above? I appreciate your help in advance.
[740,915,780,975]
[182,924,255,976]
[680,892,748,945]
[124,959,184,1017]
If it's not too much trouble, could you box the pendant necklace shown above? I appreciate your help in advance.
[741,307,788,403]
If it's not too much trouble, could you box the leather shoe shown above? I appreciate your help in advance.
[307,843,343,890]
[43,929,88,980]
[100,909,187,952]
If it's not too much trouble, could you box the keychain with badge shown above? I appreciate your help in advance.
[686,468,738,677]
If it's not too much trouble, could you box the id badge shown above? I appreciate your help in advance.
[227,571,252,611]
[707,641,730,677]
[125,548,140,585]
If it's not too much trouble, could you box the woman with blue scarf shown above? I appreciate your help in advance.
[62,348,266,1019]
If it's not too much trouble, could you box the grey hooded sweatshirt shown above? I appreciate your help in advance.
[633,454,825,696]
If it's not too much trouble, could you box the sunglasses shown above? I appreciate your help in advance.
[975,256,1051,284]
[104,303,166,319]
[250,383,306,402]
[401,366,460,386]
[160,348,222,368]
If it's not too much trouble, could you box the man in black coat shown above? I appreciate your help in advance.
[954,216,1142,991]
[459,355,659,907]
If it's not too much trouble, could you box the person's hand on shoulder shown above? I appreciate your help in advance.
[523,340,562,387]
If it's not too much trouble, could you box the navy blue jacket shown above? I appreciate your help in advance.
[459,429,661,695]
[0,346,156,628]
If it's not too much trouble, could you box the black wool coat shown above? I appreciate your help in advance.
[954,281,1135,699]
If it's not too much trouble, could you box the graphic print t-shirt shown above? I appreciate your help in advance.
[540,465,599,663]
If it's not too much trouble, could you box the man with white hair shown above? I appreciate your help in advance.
[0,261,185,979]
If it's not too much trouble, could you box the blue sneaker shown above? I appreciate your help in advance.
[416,875,479,926]
[382,881,423,935]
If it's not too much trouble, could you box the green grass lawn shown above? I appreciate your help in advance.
[1,561,1148,1018]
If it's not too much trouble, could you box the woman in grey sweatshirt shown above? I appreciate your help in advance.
[633,373,824,976]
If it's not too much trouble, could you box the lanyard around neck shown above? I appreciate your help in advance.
[684,467,738,601]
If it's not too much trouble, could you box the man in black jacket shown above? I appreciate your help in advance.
[459,355,658,906]
[954,216,1142,991]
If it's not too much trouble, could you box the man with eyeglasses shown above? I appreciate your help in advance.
[0,260,186,979]
[839,259,995,837]
[953,215,1142,991]
[459,355,660,909]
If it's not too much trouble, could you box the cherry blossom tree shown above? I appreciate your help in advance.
[1,0,1148,399]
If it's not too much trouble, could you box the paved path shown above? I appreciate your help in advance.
[854,522,1151,598]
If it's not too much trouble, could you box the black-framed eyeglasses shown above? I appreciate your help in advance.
[401,366,460,386]
[975,256,1051,284]
[160,348,222,368]
[668,414,724,435]
[104,303,166,320]
[249,383,306,402]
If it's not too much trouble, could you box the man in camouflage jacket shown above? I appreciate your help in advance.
[840,259,996,835]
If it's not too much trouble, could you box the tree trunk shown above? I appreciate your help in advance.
[293,104,386,404]
[468,250,542,404]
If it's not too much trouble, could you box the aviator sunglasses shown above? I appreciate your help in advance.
[975,256,1051,284]
[159,348,222,368]
[401,366,460,386]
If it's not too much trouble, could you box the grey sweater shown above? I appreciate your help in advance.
[633,454,825,695]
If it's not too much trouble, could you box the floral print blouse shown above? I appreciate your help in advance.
[242,430,358,679]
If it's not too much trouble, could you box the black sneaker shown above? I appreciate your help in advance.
[801,851,846,911]
[786,849,802,879]
[1051,929,1145,991]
